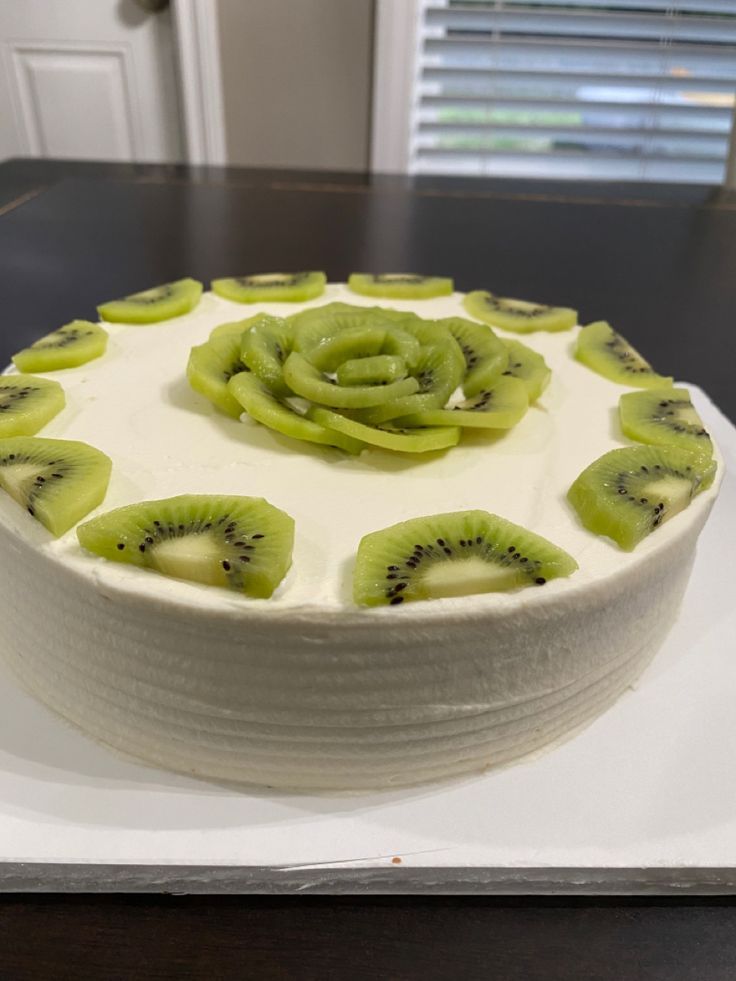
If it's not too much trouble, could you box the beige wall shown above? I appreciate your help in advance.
[217,0,374,171]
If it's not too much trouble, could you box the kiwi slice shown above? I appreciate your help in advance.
[379,311,465,368]
[420,338,465,393]
[291,306,422,373]
[187,333,248,418]
[309,406,460,454]
[240,314,293,397]
[228,372,363,454]
[336,355,407,387]
[399,377,528,430]
[292,307,386,355]
[568,445,716,551]
[354,341,470,426]
[366,308,428,332]
[288,301,368,334]
[283,352,419,409]
[369,307,436,344]
[306,326,388,373]
[0,436,111,536]
[348,273,453,300]
[501,339,552,403]
[77,494,294,598]
[209,318,253,343]
[98,278,202,324]
[0,375,65,437]
[463,291,577,333]
[619,388,712,457]
[436,317,509,397]
[380,325,422,370]
[12,321,108,372]
[353,510,578,606]
[211,272,326,303]
[357,392,443,427]
[288,300,364,324]
[575,321,673,389]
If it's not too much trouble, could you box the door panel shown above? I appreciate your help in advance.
[11,44,137,159]
[0,0,182,163]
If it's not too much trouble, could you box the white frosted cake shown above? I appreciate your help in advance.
[0,284,722,790]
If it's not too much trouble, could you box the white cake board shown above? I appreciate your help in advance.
[1,388,734,896]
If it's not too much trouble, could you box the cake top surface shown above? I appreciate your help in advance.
[0,284,721,620]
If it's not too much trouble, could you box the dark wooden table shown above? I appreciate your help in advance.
[1,158,735,980]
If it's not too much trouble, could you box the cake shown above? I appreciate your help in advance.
[0,281,722,790]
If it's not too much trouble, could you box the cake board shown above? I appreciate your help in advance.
[0,387,734,896]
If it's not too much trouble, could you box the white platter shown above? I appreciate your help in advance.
[0,388,734,895]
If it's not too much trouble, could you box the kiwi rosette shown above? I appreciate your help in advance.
[188,303,548,455]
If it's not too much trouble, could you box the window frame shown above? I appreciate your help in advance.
[370,0,736,186]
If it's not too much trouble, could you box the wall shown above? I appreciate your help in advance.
[217,0,374,172]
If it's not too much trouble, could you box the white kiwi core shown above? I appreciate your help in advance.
[0,464,42,504]
[250,274,291,285]
[675,404,702,426]
[644,476,694,521]
[422,556,519,598]
[151,533,224,585]
[504,298,545,314]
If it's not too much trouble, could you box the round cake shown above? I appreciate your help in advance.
[0,283,721,790]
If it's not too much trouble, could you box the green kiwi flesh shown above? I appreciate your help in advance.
[306,326,387,372]
[77,494,294,598]
[191,298,556,459]
[336,355,407,386]
[12,321,108,372]
[575,321,673,389]
[287,301,368,334]
[187,332,249,418]
[382,314,466,372]
[463,290,577,333]
[228,372,364,454]
[0,375,65,437]
[380,325,422,370]
[292,307,392,356]
[567,444,715,551]
[212,272,326,303]
[410,341,465,403]
[619,388,712,457]
[356,392,443,426]
[291,306,422,372]
[0,436,112,536]
[437,317,509,397]
[287,301,364,328]
[348,273,453,300]
[209,318,253,343]
[500,339,551,403]
[309,407,460,454]
[304,307,459,373]
[98,278,202,324]
[399,377,528,430]
[353,510,578,606]
[283,352,419,408]
[240,314,293,397]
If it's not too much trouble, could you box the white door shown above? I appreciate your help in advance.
[0,0,183,163]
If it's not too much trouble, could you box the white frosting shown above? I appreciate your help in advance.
[0,286,722,789]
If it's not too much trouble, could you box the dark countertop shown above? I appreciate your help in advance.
[1,158,735,980]
[1,157,735,419]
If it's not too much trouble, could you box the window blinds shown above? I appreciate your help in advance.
[412,0,736,182]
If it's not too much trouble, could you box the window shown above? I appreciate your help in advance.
[372,0,736,183]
